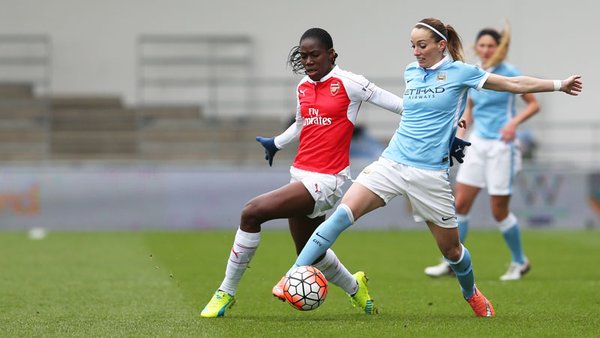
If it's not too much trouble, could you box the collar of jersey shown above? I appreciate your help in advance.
[476,60,499,73]
[306,65,338,83]
[420,55,451,71]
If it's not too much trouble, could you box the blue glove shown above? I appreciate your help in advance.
[256,136,279,167]
[449,137,471,167]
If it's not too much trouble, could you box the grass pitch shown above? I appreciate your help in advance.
[1,229,599,337]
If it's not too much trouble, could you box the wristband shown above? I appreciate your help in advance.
[553,80,561,91]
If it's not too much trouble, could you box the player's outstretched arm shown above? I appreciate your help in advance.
[558,75,583,95]
[484,74,582,96]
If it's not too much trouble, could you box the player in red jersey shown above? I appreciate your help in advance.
[201,28,403,317]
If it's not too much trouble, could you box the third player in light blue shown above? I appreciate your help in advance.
[425,24,540,281]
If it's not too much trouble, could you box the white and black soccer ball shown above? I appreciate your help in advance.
[283,265,328,311]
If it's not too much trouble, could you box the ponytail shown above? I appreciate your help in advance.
[416,18,464,62]
[288,45,303,74]
[445,24,464,62]
[482,22,511,69]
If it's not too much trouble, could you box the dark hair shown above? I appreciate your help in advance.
[288,28,338,74]
[476,28,501,44]
[416,18,464,62]
[476,24,511,68]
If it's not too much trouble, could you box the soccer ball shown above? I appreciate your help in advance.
[283,265,328,311]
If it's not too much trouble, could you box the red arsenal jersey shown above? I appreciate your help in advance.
[274,66,403,174]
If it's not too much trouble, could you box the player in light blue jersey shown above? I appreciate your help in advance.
[284,17,582,317]
[425,25,540,281]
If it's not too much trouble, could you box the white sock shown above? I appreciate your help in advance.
[218,228,260,296]
[313,249,358,295]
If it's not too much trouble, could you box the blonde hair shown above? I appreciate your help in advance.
[479,22,511,69]
[416,18,464,62]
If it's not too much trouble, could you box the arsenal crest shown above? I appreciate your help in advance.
[330,81,340,96]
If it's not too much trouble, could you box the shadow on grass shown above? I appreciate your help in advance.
[217,312,476,322]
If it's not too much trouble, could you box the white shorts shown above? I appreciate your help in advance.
[355,157,457,228]
[456,133,522,196]
[290,166,351,219]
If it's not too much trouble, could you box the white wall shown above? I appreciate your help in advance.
[0,0,597,161]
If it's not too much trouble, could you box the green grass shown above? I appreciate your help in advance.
[1,230,599,337]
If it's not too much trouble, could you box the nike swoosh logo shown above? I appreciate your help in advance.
[442,216,455,221]
[315,232,331,243]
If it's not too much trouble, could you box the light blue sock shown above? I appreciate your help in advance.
[499,213,525,264]
[294,204,354,267]
[447,244,475,299]
[457,213,469,243]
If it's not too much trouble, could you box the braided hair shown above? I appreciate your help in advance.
[288,28,338,74]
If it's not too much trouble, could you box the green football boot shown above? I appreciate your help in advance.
[350,271,378,315]
[200,290,235,318]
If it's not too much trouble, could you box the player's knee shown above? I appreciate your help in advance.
[455,202,470,215]
[442,245,462,262]
[491,209,509,222]
[454,195,474,215]
[240,200,267,232]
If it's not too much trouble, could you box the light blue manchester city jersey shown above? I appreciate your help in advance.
[381,56,489,170]
[468,63,521,140]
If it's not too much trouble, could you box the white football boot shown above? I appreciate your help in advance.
[424,260,454,278]
[499,259,531,281]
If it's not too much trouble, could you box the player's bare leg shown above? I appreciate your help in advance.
[202,182,314,318]
[428,222,494,317]
[425,183,480,277]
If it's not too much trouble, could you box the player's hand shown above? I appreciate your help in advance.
[560,75,583,96]
[256,136,279,167]
[500,121,517,142]
[449,137,471,167]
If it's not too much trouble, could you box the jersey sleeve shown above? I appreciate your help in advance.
[274,97,302,149]
[340,71,403,114]
[458,62,490,90]
[340,72,374,102]
[366,85,403,115]
[504,63,522,77]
